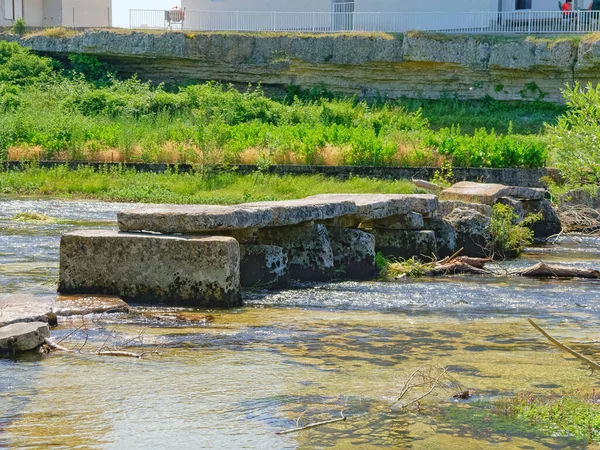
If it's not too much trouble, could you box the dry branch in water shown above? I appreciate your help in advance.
[528,319,600,373]
[558,206,600,235]
[276,411,347,435]
[518,262,600,279]
[395,365,465,410]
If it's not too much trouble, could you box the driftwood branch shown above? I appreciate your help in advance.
[276,411,347,435]
[425,262,492,277]
[96,350,142,359]
[43,338,71,352]
[528,319,600,373]
[518,262,600,279]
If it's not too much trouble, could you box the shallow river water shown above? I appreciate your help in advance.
[1,198,600,449]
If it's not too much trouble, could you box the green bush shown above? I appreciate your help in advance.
[489,204,540,257]
[11,18,26,36]
[0,41,54,85]
[547,82,600,186]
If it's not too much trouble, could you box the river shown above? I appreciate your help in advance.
[1,197,600,449]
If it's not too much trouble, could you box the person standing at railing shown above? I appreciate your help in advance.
[562,0,573,18]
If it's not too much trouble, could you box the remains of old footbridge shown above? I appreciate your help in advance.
[58,182,561,308]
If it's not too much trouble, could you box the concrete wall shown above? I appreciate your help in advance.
[61,0,111,27]
[25,0,44,27]
[43,0,62,27]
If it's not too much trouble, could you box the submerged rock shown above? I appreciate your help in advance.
[59,230,241,308]
[327,227,376,280]
[0,322,50,354]
[240,245,290,288]
[445,208,491,257]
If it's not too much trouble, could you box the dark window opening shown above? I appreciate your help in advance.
[516,0,532,9]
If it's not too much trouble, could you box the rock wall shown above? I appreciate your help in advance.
[3,30,600,102]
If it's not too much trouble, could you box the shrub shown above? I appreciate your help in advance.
[0,41,54,84]
[11,18,26,36]
[68,54,115,85]
[547,82,600,186]
[489,204,540,257]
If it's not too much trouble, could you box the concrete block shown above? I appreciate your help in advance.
[240,245,289,288]
[327,227,376,280]
[372,229,437,260]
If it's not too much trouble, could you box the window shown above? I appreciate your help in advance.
[4,0,14,20]
[515,0,532,9]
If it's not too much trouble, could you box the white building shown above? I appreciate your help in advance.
[1,0,112,28]
[181,0,587,14]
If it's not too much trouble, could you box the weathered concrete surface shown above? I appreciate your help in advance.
[120,199,356,233]
[0,294,130,327]
[240,199,357,227]
[559,189,598,209]
[59,230,241,307]
[424,218,458,258]
[522,199,562,239]
[360,212,425,230]
[496,196,526,221]
[0,322,50,353]
[438,200,492,218]
[372,230,437,260]
[306,194,438,221]
[240,245,289,288]
[441,182,545,205]
[327,227,376,280]
[445,208,491,257]
[2,30,594,103]
[118,205,274,233]
[257,223,334,281]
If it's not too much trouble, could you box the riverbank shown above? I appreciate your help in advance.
[0,166,416,204]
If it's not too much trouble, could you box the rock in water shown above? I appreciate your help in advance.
[327,227,376,280]
[445,208,491,257]
[522,199,562,239]
[240,245,290,288]
[0,322,50,354]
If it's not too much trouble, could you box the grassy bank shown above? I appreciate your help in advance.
[0,41,551,169]
[0,166,416,203]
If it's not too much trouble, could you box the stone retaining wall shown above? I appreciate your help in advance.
[3,30,600,103]
[2,161,560,187]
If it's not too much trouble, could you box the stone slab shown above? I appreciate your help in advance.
[424,218,458,259]
[522,199,562,239]
[118,205,274,234]
[0,322,50,353]
[59,230,241,308]
[240,245,290,288]
[360,212,425,230]
[306,194,438,220]
[445,208,491,257]
[0,294,130,327]
[438,200,492,218]
[441,182,545,205]
[372,230,437,260]
[327,227,376,280]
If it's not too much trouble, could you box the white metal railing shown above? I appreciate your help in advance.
[129,9,600,34]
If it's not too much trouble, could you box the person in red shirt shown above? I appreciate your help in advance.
[562,0,573,17]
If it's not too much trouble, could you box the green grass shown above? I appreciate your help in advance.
[0,166,417,204]
[0,41,551,169]
[497,391,600,442]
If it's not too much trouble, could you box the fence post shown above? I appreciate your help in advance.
[72,7,75,27]
[527,10,531,34]
[273,11,276,31]
[312,11,315,32]
[236,10,239,31]
[129,9,132,29]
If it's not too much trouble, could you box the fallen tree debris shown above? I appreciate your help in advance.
[518,262,600,279]
[276,411,347,435]
[558,206,600,235]
[528,319,600,373]
[424,262,492,277]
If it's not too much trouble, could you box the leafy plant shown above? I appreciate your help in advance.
[488,204,540,257]
[11,18,26,36]
[547,82,600,187]
[431,160,454,188]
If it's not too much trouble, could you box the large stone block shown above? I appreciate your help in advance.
[445,208,491,257]
[424,218,458,259]
[438,200,492,218]
[360,212,425,230]
[522,199,562,239]
[0,322,50,354]
[240,245,289,288]
[327,227,376,280]
[59,231,241,308]
[372,230,437,260]
[118,205,274,234]
[441,181,545,205]
[306,194,438,221]
[257,223,334,282]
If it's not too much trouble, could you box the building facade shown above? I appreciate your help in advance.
[1,0,112,28]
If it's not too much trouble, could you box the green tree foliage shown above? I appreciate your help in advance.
[0,41,54,84]
[547,82,600,186]
[489,204,540,257]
